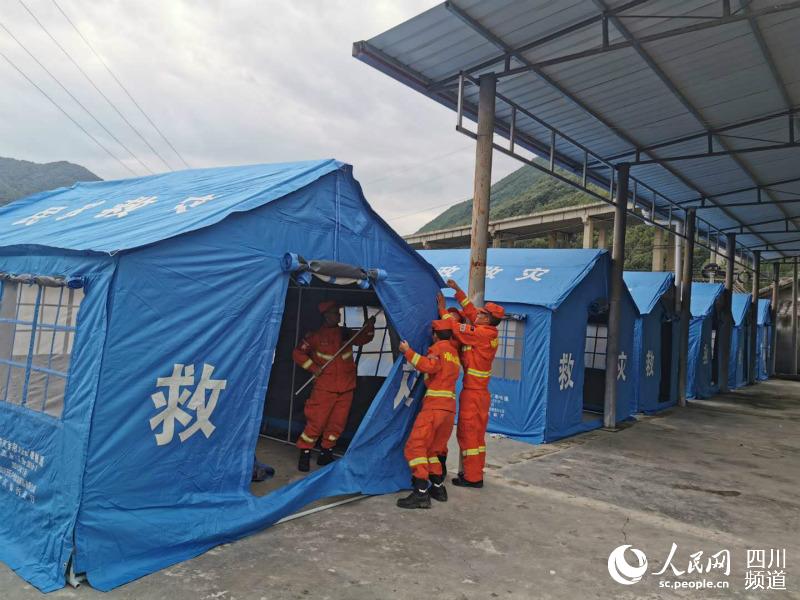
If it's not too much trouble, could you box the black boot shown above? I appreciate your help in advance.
[396,477,431,509]
[298,449,311,472]
[429,474,448,502]
[317,448,336,466]
[437,454,448,478]
[452,473,483,488]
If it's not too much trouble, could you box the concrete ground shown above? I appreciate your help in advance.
[2,379,799,599]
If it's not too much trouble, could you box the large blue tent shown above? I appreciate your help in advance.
[756,299,772,381]
[729,293,753,389]
[686,282,725,399]
[623,272,679,413]
[419,248,638,445]
[0,160,444,592]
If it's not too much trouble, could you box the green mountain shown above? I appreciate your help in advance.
[0,157,100,207]
[418,164,710,272]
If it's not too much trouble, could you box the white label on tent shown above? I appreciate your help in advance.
[392,368,417,410]
[485,266,503,279]
[149,363,227,446]
[558,352,574,391]
[0,436,44,504]
[645,350,655,377]
[95,196,157,219]
[617,351,628,381]
[515,267,550,282]
[174,194,217,214]
[55,200,106,220]
[436,266,460,279]
[12,206,68,227]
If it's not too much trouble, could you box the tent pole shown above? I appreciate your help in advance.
[793,258,798,375]
[673,221,683,309]
[467,72,496,308]
[286,286,303,442]
[718,233,735,393]
[771,262,779,376]
[602,163,628,429]
[677,208,696,407]
[748,251,760,385]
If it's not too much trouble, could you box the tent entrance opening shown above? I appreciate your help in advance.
[583,315,608,416]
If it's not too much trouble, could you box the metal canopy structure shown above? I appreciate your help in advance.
[354,0,800,262]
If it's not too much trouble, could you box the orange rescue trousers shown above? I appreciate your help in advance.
[296,387,353,450]
[404,407,455,480]
[457,388,491,482]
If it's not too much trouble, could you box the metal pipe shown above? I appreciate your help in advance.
[749,251,760,385]
[793,258,798,375]
[603,163,629,429]
[677,209,696,406]
[286,286,303,441]
[718,234,735,393]
[467,72,496,307]
[771,262,779,376]
[674,221,683,310]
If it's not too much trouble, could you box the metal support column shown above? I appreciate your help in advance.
[718,234,735,393]
[603,164,628,429]
[677,209,696,407]
[793,258,798,374]
[467,73,496,307]
[771,262,779,376]
[748,252,760,384]
[674,222,683,311]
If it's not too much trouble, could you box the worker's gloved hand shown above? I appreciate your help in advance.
[436,292,446,312]
[311,365,323,376]
[446,279,461,293]
[399,340,410,353]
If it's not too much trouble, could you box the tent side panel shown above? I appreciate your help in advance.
[74,170,442,590]
[0,250,114,592]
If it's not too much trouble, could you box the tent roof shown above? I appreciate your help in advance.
[623,271,674,315]
[0,160,342,253]
[758,298,772,325]
[690,282,724,318]
[418,247,606,309]
[354,1,800,261]
[732,292,753,325]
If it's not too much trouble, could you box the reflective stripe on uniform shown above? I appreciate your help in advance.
[428,456,439,463]
[300,432,317,444]
[466,368,491,378]
[408,457,428,467]
[462,345,472,351]
[426,389,456,399]
[301,358,314,370]
[328,435,338,442]
[442,313,453,320]
[462,447,485,457]
[341,351,352,360]
[316,351,335,360]
[459,297,470,307]
[410,352,422,366]
[478,446,486,453]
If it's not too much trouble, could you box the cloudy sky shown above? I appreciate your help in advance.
[0,0,520,234]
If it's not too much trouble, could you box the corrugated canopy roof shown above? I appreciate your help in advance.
[355,1,800,262]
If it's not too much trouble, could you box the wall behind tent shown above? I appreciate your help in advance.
[774,285,799,374]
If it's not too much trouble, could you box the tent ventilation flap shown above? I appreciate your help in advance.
[281,253,386,288]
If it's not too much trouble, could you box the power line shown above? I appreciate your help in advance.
[0,49,137,176]
[52,0,191,169]
[19,0,173,172]
[0,17,151,175]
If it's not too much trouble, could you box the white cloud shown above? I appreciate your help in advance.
[0,0,519,234]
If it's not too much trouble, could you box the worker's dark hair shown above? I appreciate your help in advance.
[434,329,453,340]
[489,315,502,326]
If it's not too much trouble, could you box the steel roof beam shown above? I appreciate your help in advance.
[677,176,800,206]
[743,1,794,111]
[595,0,789,257]
[630,141,800,165]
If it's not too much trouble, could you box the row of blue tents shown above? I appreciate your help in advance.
[0,161,776,593]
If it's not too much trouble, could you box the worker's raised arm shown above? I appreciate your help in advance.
[446,279,478,323]
[450,321,497,346]
[399,340,442,375]
[292,333,321,374]
[350,316,376,346]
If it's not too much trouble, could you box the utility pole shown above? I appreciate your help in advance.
[677,209,695,406]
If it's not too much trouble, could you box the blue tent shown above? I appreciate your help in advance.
[0,160,444,592]
[756,299,772,381]
[729,293,753,389]
[686,282,725,399]
[418,248,638,444]
[623,272,679,413]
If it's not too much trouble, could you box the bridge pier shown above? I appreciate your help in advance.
[596,226,607,249]
[652,227,665,271]
[581,216,594,249]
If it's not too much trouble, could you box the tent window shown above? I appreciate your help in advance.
[342,307,393,377]
[0,281,84,418]
[584,323,608,369]
[493,319,524,381]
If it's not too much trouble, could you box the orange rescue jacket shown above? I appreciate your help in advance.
[442,289,499,390]
[404,339,461,412]
[293,324,374,393]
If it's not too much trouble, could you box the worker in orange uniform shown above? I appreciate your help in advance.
[293,300,375,472]
[438,279,504,488]
[396,320,461,509]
